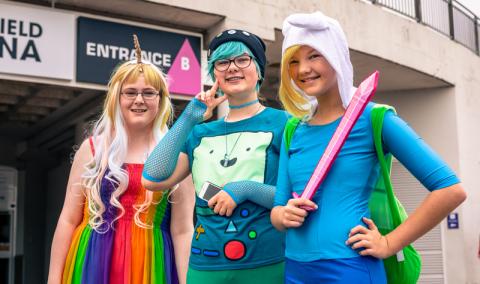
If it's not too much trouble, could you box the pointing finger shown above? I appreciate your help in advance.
[210,80,219,95]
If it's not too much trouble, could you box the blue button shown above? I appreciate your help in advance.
[191,247,201,254]
[203,249,220,257]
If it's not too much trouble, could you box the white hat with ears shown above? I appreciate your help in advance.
[282,11,356,110]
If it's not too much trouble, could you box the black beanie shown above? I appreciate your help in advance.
[208,29,267,84]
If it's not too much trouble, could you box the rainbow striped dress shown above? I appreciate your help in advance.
[62,163,178,284]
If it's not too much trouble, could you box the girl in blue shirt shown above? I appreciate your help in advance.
[270,11,466,284]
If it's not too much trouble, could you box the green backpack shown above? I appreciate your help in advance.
[283,104,421,284]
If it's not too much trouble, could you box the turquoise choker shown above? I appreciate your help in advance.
[229,99,259,109]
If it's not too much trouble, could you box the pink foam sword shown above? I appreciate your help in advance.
[292,71,379,207]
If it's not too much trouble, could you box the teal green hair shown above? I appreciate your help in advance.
[208,41,263,92]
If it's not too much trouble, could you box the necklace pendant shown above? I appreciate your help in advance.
[223,154,229,167]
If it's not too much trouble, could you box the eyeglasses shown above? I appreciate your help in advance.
[214,55,253,72]
[121,89,160,100]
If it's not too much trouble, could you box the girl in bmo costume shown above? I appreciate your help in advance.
[142,29,288,283]
[48,35,194,284]
[270,12,466,283]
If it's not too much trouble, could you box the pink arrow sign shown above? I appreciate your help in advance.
[293,71,379,206]
[167,39,201,96]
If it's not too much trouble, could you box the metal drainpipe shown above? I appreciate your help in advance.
[414,0,422,23]
[448,0,455,40]
[474,17,479,55]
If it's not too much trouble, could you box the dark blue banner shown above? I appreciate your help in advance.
[76,17,201,95]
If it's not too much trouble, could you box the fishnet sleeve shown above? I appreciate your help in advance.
[142,99,206,182]
[223,181,276,209]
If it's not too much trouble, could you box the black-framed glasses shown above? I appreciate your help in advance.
[214,55,253,71]
[121,89,160,100]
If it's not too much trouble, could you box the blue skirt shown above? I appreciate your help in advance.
[285,256,386,284]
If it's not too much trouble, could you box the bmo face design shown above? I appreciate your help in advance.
[191,131,273,264]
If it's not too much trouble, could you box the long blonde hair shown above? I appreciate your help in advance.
[82,61,173,232]
[279,45,312,118]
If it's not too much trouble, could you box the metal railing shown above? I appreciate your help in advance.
[369,0,480,55]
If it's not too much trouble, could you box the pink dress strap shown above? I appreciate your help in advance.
[88,136,95,156]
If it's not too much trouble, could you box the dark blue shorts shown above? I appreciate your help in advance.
[285,256,387,284]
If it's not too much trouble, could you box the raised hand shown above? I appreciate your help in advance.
[196,80,227,121]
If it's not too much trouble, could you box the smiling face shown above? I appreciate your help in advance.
[288,45,338,99]
[213,53,259,98]
[119,75,160,130]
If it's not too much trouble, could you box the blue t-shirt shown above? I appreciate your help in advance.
[274,103,459,262]
[183,107,289,270]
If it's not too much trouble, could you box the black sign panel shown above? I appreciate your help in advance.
[76,17,201,95]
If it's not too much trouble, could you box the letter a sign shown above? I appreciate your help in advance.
[0,3,74,80]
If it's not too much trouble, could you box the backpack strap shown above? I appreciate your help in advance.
[283,117,301,153]
[371,104,403,227]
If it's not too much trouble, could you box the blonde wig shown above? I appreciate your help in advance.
[82,56,173,232]
[279,45,312,119]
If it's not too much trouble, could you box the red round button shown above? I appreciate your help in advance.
[224,240,246,260]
